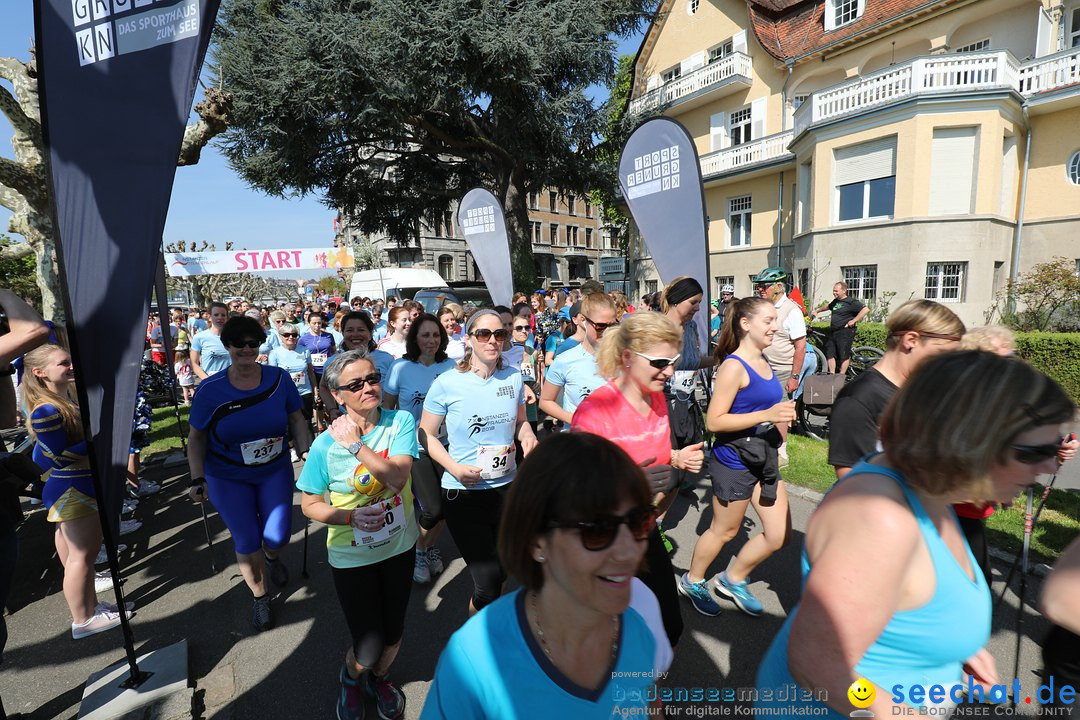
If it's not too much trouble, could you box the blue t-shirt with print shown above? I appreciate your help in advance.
[423,366,524,490]
[191,329,231,376]
[385,357,456,424]
[267,346,314,395]
[295,409,419,568]
[188,366,301,481]
[545,344,606,416]
[298,331,335,377]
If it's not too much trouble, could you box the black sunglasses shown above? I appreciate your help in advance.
[280,332,299,338]
[634,351,681,370]
[228,339,261,349]
[336,373,382,393]
[471,328,510,342]
[585,316,619,333]
[1012,437,1063,465]
[548,506,657,551]
[513,325,530,332]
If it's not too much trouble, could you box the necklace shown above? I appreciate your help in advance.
[530,592,619,667]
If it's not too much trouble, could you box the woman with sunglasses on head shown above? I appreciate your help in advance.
[190,301,232,380]
[298,351,418,720]
[383,314,455,585]
[298,310,336,384]
[572,311,705,649]
[421,433,664,719]
[187,316,312,632]
[757,351,1074,717]
[376,306,412,360]
[678,296,796,618]
[420,309,539,616]
[538,292,616,427]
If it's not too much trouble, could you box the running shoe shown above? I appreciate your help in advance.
[95,544,127,565]
[136,480,161,497]
[363,672,405,720]
[678,573,722,616]
[337,664,366,720]
[252,595,273,632]
[97,600,134,614]
[266,555,289,588]
[290,449,300,463]
[94,570,114,593]
[412,549,430,584]
[122,498,138,515]
[119,519,142,536]
[426,547,444,576]
[714,572,764,616]
[72,607,121,639]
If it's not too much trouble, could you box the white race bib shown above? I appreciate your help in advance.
[291,371,306,386]
[477,444,515,480]
[311,353,327,368]
[352,494,408,546]
[520,362,536,381]
[240,437,284,465]
[673,371,696,393]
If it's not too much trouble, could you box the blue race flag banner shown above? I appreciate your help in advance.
[34,0,221,540]
[457,188,513,308]
[618,118,711,349]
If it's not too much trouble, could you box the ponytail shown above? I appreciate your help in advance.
[713,297,772,361]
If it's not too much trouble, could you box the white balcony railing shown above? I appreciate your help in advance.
[794,51,1020,134]
[629,53,752,114]
[700,130,795,177]
[1019,46,1080,95]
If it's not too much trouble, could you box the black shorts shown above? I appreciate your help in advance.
[824,327,856,363]
[708,455,760,503]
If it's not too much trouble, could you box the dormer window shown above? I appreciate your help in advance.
[826,0,864,31]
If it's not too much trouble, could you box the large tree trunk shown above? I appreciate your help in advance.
[499,164,536,292]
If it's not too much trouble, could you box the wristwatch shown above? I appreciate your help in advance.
[347,439,364,455]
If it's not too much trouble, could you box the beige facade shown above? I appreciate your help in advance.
[629,0,1080,325]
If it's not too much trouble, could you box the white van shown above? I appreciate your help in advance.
[348,268,447,302]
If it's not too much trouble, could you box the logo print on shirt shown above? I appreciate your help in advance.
[410,390,425,409]
[496,385,515,399]
[467,415,490,438]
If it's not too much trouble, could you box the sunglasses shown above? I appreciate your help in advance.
[548,506,657,551]
[513,325,530,332]
[336,373,382,393]
[280,333,299,338]
[634,351,681,370]
[228,339,261,349]
[585,316,619,333]
[1012,437,1063,465]
[470,328,510,342]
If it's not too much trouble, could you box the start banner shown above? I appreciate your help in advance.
[166,246,355,276]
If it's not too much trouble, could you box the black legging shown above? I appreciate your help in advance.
[412,451,444,530]
[330,548,414,668]
[441,485,509,610]
[641,527,684,647]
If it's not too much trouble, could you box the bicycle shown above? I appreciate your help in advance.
[795,326,884,441]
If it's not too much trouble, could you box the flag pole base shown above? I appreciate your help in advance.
[78,639,188,720]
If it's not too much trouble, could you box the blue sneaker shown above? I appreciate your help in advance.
[678,573,722,616]
[714,572,764,616]
[337,664,365,720]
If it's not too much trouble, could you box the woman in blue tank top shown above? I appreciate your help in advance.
[679,297,797,618]
[756,351,1074,716]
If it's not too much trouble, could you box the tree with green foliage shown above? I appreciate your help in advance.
[0,232,41,310]
[215,0,656,291]
[1001,257,1080,332]
[589,53,640,257]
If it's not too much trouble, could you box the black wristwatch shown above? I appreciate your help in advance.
[188,476,206,489]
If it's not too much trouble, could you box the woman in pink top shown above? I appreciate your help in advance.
[573,311,704,650]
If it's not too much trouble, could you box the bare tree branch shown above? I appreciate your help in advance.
[0,239,34,261]
[177,86,234,166]
[0,80,39,140]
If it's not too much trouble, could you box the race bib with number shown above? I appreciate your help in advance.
[477,444,515,480]
[240,437,284,465]
[520,363,536,381]
[672,371,696,393]
[291,371,306,386]
[311,353,328,368]
[352,494,408,546]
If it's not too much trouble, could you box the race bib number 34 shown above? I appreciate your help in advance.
[240,437,284,465]
[477,444,515,480]
[353,495,407,546]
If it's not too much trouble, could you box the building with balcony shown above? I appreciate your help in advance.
[629,0,1080,324]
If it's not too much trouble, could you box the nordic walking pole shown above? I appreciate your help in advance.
[996,474,1057,610]
[1010,486,1035,708]
[301,518,310,579]
[196,487,218,573]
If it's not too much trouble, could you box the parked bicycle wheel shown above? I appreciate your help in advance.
[846,346,884,380]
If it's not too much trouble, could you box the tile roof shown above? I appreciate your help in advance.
[747,0,958,61]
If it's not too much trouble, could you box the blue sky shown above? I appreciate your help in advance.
[0,3,642,279]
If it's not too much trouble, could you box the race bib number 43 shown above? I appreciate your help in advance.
[240,437,284,465]
[477,444,515,480]
[353,494,407,546]
[672,371,696,393]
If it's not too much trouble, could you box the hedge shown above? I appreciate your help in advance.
[814,323,1080,402]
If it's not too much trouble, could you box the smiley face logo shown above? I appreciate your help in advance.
[847,678,875,709]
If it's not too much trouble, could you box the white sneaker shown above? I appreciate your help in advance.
[290,449,300,463]
[96,543,128,565]
[412,549,430,584]
[72,608,121,639]
[119,519,142,536]
[94,570,114,593]
[427,547,445,576]
[136,480,161,496]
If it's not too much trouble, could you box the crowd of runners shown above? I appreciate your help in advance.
[2,272,1079,719]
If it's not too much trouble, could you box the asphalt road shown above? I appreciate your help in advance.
[1,456,1065,719]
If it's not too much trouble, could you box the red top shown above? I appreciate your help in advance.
[953,502,996,520]
[572,380,672,467]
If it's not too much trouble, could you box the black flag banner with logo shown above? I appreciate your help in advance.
[34,0,220,651]
[618,118,711,350]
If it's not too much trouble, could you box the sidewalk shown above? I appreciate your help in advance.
[2,461,1057,719]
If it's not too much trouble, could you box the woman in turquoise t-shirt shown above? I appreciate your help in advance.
[297,350,419,720]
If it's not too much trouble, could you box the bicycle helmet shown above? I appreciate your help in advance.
[752,267,788,284]
[720,284,734,294]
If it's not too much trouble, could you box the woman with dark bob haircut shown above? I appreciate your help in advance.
[757,350,1074,717]
[421,433,670,719]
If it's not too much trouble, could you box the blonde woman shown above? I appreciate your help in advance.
[24,344,121,638]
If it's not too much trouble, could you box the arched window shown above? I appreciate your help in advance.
[1068,151,1080,186]
[438,254,454,281]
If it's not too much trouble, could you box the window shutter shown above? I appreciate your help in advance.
[751,96,767,140]
[1034,6,1053,57]
[834,137,897,186]
[928,127,977,216]
[681,51,706,74]
[732,30,748,54]
[856,0,866,20]
[646,74,660,91]
[824,0,837,31]
[710,112,728,151]
[1000,135,1018,217]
